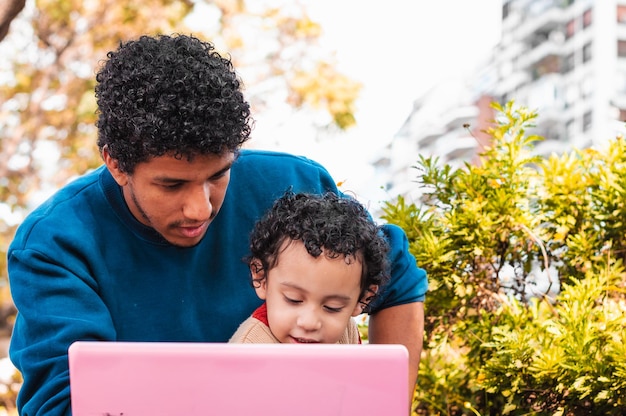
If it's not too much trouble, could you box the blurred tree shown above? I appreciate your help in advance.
[0,0,25,41]
[198,1,362,130]
[0,0,361,339]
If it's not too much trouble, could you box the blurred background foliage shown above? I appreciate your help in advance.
[383,102,626,415]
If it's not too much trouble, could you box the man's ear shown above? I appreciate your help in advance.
[351,284,379,317]
[102,145,129,186]
[250,259,268,300]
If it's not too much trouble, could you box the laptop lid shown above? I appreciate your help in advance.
[68,341,409,416]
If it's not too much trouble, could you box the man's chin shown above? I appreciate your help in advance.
[162,231,207,248]
[163,222,210,247]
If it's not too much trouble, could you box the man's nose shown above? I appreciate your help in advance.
[183,184,212,220]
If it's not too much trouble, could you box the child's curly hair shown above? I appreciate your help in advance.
[248,191,390,306]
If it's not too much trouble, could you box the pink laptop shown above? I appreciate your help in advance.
[68,341,409,416]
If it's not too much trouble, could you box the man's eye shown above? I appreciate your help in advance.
[209,169,230,182]
[162,183,182,190]
[210,172,226,181]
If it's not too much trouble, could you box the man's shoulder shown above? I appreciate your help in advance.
[229,149,338,196]
[235,149,327,171]
[12,167,105,245]
[28,167,103,215]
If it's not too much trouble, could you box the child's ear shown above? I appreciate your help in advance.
[351,284,379,317]
[250,259,268,300]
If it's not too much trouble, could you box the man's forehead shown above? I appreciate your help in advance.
[136,152,235,177]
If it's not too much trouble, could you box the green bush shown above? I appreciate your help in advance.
[382,102,626,415]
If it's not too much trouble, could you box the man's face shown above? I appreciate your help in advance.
[105,151,235,247]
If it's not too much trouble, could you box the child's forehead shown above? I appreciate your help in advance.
[277,238,362,262]
[270,240,363,287]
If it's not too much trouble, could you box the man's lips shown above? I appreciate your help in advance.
[177,222,209,238]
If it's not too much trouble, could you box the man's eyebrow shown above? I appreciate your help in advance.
[153,176,187,183]
[153,160,234,183]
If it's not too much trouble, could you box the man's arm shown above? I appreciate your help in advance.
[368,301,424,400]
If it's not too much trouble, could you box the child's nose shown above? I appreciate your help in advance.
[296,308,322,331]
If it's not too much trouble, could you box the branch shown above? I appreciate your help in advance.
[0,0,25,42]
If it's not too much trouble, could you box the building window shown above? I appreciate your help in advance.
[503,2,511,19]
[562,52,575,73]
[533,55,561,79]
[583,111,592,132]
[566,19,576,39]
[544,127,562,142]
[618,40,626,57]
[618,6,626,23]
[565,84,579,109]
[581,77,593,99]
[566,119,576,138]
[583,42,592,63]
[582,9,592,29]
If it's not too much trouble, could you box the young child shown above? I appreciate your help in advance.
[229,191,390,344]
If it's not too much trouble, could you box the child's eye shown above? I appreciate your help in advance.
[284,296,302,304]
[324,306,343,313]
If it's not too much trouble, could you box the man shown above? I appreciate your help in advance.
[8,34,427,415]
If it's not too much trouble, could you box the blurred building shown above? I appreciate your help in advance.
[374,0,626,206]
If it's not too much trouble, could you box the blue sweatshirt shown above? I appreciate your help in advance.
[8,149,427,415]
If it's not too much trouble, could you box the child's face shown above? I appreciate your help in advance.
[253,240,365,344]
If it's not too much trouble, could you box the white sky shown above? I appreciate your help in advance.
[254,1,503,206]
[309,1,502,137]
